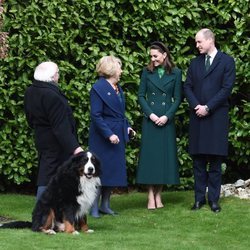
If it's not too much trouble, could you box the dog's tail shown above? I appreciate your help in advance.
[0,221,32,229]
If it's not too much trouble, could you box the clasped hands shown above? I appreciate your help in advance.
[150,114,168,126]
[194,105,209,117]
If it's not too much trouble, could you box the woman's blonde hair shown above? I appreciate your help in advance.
[96,55,122,78]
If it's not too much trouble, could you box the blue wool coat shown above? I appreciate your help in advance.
[88,77,130,187]
[184,51,235,156]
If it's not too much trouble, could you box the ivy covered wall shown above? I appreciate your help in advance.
[0,0,249,190]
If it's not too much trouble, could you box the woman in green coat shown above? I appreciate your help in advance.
[136,41,182,209]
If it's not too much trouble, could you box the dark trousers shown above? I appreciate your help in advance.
[193,154,223,203]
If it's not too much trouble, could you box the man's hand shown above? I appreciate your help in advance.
[73,146,84,155]
[194,105,209,117]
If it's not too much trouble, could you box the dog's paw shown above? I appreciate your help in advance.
[72,230,80,235]
[43,229,57,235]
[86,229,94,233]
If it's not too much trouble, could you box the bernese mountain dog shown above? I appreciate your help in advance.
[0,151,101,235]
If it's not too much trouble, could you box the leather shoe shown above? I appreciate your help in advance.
[209,202,221,213]
[191,200,206,210]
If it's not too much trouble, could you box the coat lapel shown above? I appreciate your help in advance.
[93,77,124,115]
[204,51,223,78]
[148,70,175,92]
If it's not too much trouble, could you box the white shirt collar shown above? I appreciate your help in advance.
[207,48,218,63]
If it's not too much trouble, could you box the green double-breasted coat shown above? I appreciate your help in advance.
[136,67,182,184]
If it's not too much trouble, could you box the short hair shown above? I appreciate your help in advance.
[34,61,58,82]
[199,28,215,41]
[96,55,122,78]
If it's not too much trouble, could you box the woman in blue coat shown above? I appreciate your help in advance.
[136,42,182,210]
[89,55,135,217]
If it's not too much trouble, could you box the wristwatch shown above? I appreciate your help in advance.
[205,105,210,112]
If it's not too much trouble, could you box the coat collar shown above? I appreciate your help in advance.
[147,69,175,92]
[33,79,59,91]
[32,80,67,98]
[93,77,125,115]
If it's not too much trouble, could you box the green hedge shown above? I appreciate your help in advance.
[0,0,249,190]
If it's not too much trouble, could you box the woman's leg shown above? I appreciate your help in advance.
[99,186,116,215]
[36,186,47,201]
[154,185,164,208]
[147,185,156,209]
[90,186,101,218]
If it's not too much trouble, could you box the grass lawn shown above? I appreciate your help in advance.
[0,191,249,250]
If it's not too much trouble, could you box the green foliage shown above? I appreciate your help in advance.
[0,0,249,189]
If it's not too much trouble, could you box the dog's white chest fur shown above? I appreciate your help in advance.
[75,176,100,220]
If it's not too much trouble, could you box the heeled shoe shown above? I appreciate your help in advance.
[147,201,156,210]
[156,203,164,209]
[155,199,164,209]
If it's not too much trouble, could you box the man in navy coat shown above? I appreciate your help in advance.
[184,29,235,212]
[24,61,83,199]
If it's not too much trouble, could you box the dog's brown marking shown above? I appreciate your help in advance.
[79,216,89,232]
[43,209,55,230]
[64,220,76,234]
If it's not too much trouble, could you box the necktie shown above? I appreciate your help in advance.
[205,55,211,71]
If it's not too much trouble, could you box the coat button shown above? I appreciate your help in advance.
[152,92,155,95]
[151,102,154,105]
[162,102,166,105]
[162,93,166,96]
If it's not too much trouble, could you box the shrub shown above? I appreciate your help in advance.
[0,0,249,190]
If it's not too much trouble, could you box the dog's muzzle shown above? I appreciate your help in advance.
[85,166,95,179]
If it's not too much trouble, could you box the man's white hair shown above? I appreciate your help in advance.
[34,61,58,82]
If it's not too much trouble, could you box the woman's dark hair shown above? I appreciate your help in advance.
[147,41,175,74]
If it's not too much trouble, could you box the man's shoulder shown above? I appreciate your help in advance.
[26,82,64,102]
[189,54,203,66]
[219,51,234,61]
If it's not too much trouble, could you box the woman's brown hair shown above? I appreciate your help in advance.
[147,41,175,74]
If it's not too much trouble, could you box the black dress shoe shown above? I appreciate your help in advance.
[191,200,206,210]
[209,202,221,213]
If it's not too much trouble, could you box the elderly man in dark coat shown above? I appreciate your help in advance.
[184,29,235,212]
[24,61,83,199]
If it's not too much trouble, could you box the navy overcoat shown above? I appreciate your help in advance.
[184,51,235,156]
[88,77,130,187]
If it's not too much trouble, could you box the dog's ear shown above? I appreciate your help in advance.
[72,152,85,164]
[90,152,102,175]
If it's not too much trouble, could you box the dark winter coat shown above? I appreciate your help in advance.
[24,80,79,185]
[184,51,235,156]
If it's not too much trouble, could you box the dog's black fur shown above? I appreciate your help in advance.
[0,151,101,234]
